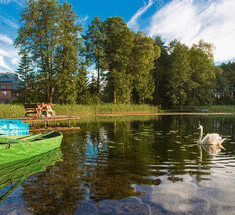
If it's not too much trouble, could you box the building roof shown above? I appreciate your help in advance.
[0,73,22,90]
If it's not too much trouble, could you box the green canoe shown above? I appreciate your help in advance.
[0,147,62,201]
[0,131,63,165]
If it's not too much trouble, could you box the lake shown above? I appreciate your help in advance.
[0,115,235,214]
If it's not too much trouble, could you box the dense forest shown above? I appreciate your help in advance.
[15,0,235,108]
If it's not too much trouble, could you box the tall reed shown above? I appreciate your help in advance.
[0,104,26,118]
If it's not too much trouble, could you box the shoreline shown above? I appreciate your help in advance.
[94,112,234,116]
[6,111,235,120]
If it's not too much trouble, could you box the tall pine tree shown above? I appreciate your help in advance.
[16,51,33,103]
[83,16,106,97]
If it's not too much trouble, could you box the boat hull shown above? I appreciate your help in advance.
[0,131,63,165]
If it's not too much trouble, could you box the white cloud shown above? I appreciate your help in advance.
[78,15,89,24]
[127,0,155,31]
[147,0,235,63]
[0,0,24,7]
[0,55,13,71]
[0,16,19,29]
[0,34,13,45]
[0,0,11,3]
[11,56,20,66]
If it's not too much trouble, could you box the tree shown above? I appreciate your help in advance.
[168,41,191,107]
[131,31,160,103]
[153,36,170,107]
[192,39,215,61]
[16,51,34,103]
[15,0,60,103]
[54,2,83,104]
[220,62,235,104]
[189,45,216,105]
[214,66,229,104]
[83,16,106,97]
[103,16,135,104]
[77,62,90,104]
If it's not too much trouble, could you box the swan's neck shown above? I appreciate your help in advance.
[198,127,203,143]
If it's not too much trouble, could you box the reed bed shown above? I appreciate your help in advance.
[0,104,26,118]
[1,103,233,119]
[185,105,235,113]
[0,103,160,118]
[53,104,160,117]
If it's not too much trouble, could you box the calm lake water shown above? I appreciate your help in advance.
[0,115,235,214]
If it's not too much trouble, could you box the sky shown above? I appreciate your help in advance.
[0,0,235,74]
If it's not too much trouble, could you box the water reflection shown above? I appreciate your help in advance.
[0,148,62,202]
[198,144,224,158]
[0,115,235,214]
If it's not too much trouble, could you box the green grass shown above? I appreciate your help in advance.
[0,104,26,118]
[1,103,234,119]
[0,103,160,118]
[184,105,235,113]
[53,104,160,117]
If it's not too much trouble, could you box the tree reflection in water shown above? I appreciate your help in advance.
[5,115,234,214]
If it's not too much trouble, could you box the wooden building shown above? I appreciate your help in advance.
[0,73,21,103]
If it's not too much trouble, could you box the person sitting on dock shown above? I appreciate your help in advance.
[40,103,55,118]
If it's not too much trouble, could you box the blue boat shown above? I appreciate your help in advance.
[0,119,29,136]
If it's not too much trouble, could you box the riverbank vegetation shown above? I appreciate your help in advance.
[0,104,160,118]
[1,103,234,118]
[14,0,235,109]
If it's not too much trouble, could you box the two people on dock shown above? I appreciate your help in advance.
[37,103,55,118]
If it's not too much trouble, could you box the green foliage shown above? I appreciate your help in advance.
[15,0,60,103]
[131,31,159,103]
[15,0,82,104]
[16,51,34,103]
[83,16,106,96]
[153,36,170,107]
[189,45,216,105]
[14,2,232,107]
[219,62,235,104]
[168,41,191,107]
[54,2,83,104]
[103,16,135,104]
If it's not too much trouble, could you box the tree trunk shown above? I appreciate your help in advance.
[114,87,116,104]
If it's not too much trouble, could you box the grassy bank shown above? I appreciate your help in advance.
[1,104,234,118]
[183,105,235,113]
[53,104,160,117]
[0,104,160,118]
[0,104,26,118]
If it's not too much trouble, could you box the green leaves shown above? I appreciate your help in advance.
[131,31,157,103]
[15,2,231,107]
[103,17,135,104]
[15,0,83,104]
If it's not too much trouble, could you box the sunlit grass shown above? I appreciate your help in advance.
[0,103,160,118]
[0,104,26,118]
[53,104,160,117]
[1,103,234,118]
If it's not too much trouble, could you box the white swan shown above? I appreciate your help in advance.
[197,125,226,148]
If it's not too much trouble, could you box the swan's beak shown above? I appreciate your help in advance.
[197,126,200,129]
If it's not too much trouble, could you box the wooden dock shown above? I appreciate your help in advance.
[10,115,81,128]
[29,126,80,133]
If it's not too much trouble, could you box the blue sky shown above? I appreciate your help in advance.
[0,0,235,74]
